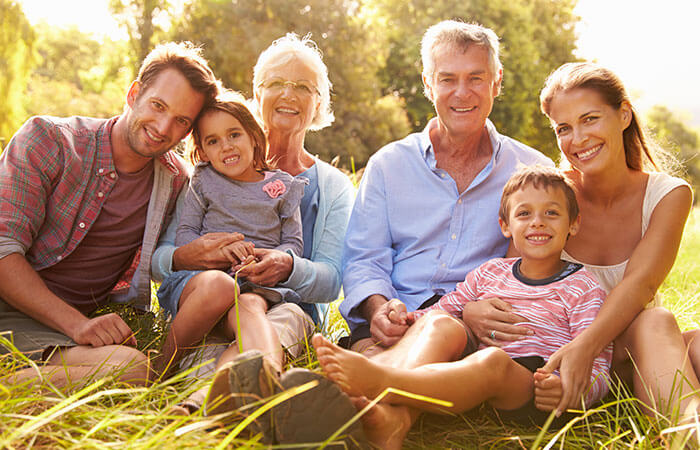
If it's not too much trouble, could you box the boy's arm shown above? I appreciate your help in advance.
[411,266,481,323]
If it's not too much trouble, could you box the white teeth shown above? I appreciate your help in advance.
[453,106,476,112]
[145,128,164,142]
[223,156,239,164]
[577,145,601,159]
[277,108,297,114]
[527,236,550,241]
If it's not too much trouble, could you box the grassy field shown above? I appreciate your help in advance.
[1,209,699,449]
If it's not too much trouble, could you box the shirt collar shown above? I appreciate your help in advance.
[420,118,503,164]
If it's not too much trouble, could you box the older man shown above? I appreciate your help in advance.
[0,42,220,387]
[337,20,553,447]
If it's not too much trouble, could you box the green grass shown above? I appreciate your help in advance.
[1,210,700,449]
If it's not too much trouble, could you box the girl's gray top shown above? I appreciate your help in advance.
[175,163,306,256]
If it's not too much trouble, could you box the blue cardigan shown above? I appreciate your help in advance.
[151,156,355,324]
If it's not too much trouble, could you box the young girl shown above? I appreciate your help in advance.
[156,90,306,377]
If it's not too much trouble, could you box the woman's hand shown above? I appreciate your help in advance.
[232,248,293,286]
[461,297,531,346]
[540,337,597,414]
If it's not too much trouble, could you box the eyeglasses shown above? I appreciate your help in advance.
[259,78,319,96]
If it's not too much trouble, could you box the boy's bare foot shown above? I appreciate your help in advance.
[312,334,390,399]
[351,396,412,450]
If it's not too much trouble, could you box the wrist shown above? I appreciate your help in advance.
[172,246,185,271]
[361,294,388,321]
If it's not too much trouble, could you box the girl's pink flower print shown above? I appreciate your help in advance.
[263,179,286,198]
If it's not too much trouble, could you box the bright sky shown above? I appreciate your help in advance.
[18,0,700,126]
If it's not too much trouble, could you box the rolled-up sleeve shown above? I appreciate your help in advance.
[0,118,57,259]
[279,166,354,303]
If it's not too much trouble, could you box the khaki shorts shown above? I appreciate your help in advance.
[0,298,76,361]
[178,302,315,379]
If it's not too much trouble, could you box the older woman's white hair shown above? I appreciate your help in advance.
[253,33,334,131]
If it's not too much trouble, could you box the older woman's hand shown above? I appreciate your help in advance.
[233,248,293,286]
[172,232,244,271]
[461,297,531,346]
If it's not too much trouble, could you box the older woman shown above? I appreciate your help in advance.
[150,34,355,438]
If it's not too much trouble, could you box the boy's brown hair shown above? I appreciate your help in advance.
[187,89,271,173]
[499,165,579,223]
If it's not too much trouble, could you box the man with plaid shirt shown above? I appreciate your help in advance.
[0,42,220,387]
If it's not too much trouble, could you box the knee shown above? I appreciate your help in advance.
[188,270,238,311]
[475,347,513,380]
[231,293,268,315]
[108,346,149,385]
[624,307,682,348]
[632,307,681,336]
[421,310,469,350]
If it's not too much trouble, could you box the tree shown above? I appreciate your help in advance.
[23,24,131,119]
[646,105,700,200]
[370,0,579,160]
[109,0,171,76]
[0,0,36,146]
[171,0,411,167]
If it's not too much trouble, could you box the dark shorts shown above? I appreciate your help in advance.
[0,298,76,362]
[495,356,573,427]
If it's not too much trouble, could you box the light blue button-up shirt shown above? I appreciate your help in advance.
[340,119,553,333]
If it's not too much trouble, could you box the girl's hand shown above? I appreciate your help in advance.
[461,297,531,346]
[233,248,293,286]
[172,232,244,271]
[222,240,255,264]
[540,338,597,414]
[533,369,563,412]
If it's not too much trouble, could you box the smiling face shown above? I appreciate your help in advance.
[196,110,262,182]
[500,184,579,275]
[124,68,205,160]
[547,87,632,175]
[256,56,321,136]
[423,44,502,139]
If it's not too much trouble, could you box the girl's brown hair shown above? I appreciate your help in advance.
[187,89,271,172]
[540,62,658,172]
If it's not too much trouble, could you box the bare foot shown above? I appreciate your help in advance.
[351,396,411,450]
[312,334,390,399]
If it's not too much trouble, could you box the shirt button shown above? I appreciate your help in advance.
[98,168,104,174]
[458,199,462,204]
[451,234,457,240]
[79,222,86,229]
[56,255,62,261]
[440,173,446,178]
[97,192,104,198]
[441,263,447,268]
[110,173,116,179]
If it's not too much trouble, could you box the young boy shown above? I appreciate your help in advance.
[313,166,612,427]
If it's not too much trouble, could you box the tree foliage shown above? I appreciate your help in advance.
[109,0,171,76]
[646,105,700,199]
[23,24,131,120]
[170,0,411,167]
[0,0,36,146]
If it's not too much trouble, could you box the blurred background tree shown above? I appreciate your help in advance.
[0,0,697,183]
[0,0,36,145]
[647,105,700,201]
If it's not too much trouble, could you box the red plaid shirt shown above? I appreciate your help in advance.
[0,116,188,309]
